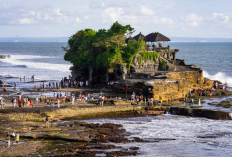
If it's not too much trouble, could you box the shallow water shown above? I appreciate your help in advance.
[83,115,232,157]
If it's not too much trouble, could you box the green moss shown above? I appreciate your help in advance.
[30,119,44,122]
[216,101,231,108]
[159,61,166,69]
[193,100,206,104]
[190,106,203,109]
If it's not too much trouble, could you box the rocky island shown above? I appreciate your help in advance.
[64,22,213,101]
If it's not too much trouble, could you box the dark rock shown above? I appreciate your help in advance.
[170,107,232,120]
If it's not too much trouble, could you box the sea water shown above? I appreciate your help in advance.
[84,115,232,157]
[1,42,232,156]
[0,42,232,86]
[0,42,71,81]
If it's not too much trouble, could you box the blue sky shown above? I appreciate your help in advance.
[0,0,231,38]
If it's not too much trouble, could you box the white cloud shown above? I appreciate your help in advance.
[181,13,203,27]
[212,13,230,24]
[102,7,123,23]
[18,18,35,24]
[75,17,82,23]
[140,5,154,16]
[29,11,35,16]
[53,8,63,16]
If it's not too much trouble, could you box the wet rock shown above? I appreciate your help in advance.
[170,107,232,120]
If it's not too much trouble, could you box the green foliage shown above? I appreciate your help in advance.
[139,51,159,63]
[63,22,135,69]
[159,61,167,69]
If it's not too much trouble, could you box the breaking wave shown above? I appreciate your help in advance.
[203,71,232,87]
[0,55,71,73]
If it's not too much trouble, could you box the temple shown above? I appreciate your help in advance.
[70,32,213,101]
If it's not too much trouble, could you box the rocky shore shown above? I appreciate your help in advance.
[0,101,165,156]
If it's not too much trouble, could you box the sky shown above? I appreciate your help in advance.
[0,0,232,38]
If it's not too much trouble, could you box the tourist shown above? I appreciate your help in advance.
[209,88,213,96]
[30,98,33,107]
[150,97,154,106]
[45,116,49,128]
[53,93,56,99]
[26,96,29,105]
[198,98,201,106]
[13,97,16,107]
[6,134,10,148]
[14,83,16,89]
[15,134,19,146]
[27,98,31,107]
[0,95,4,109]
[36,96,38,104]
[131,94,135,103]
[34,85,37,91]
[57,97,60,108]
[10,131,16,138]
[18,98,21,107]
[71,94,75,105]
[189,87,192,97]
[190,97,194,105]
[22,97,26,107]
[3,86,7,92]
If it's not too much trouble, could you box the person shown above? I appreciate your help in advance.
[159,97,163,106]
[198,98,201,106]
[190,97,194,105]
[22,97,26,107]
[0,95,4,109]
[99,96,103,106]
[71,95,75,105]
[14,83,16,89]
[209,88,213,96]
[36,96,38,104]
[27,98,31,107]
[57,97,60,108]
[6,134,10,148]
[24,76,26,82]
[15,134,19,146]
[13,97,16,107]
[3,86,7,92]
[45,116,49,128]
[150,97,154,106]
[34,85,37,91]
[53,93,56,99]
[10,131,16,138]
[51,103,53,109]
[189,87,192,97]
[18,98,21,107]
[30,98,33,107]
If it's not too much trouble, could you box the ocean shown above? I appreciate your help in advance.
[0,42,232,86]
[1,41,232,156]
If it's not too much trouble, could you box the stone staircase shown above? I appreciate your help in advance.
[159,56,176,71]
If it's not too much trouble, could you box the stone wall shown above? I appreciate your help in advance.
[130,53,159,73]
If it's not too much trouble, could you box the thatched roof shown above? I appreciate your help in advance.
[145,32,170,42]
[125,36,135,44]
[133,32,145,41]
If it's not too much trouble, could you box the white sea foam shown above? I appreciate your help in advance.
[0,55,71,73]
[203,71,232,87]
